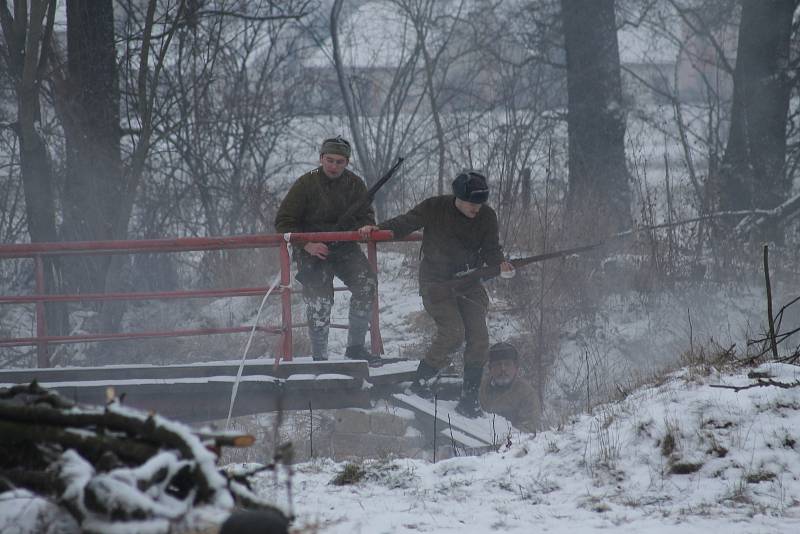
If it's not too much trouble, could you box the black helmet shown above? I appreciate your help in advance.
[452,171,489,204]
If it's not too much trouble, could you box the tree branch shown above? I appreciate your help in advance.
[710,378,800,392]
[195,9,307,22]
[330,0,377,181]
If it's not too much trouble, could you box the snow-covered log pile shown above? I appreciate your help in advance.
[0,382,289,534]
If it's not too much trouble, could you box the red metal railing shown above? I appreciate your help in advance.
[0,231,419,368]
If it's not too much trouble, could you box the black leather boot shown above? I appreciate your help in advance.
[409,360,439,398]
[344,344,382,364]
[455,365,484,418]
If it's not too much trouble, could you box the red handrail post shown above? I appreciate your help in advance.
[279,240,293,362]
[367,240,384,355]
[34,255,50,367]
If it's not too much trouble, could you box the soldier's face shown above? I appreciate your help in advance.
[488,358,518,387]
[454,198,482,218]
[320,154,348,178]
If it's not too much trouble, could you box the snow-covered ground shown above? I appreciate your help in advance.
[3,237,798,534]
[250,362,800,533]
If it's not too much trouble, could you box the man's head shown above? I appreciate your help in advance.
[487,342,519,387]
[319,136,351,178]
[452,171,489,218]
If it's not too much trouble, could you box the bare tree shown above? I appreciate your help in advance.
[470,1,563,240]
[151,0,313,238]
[58,0,124,296]
[718,0,799,242]
[329,0,377,183]
[561,0,632,238]
[617,0,739,265]
[328,0,438,217]
[0,0,58,247]
[392,0,469,196]
[786,16,800,192]
[0,0,68,347]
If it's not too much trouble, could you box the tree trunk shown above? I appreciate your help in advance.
[718,0,797,242]
[1,0,69,345]
[61,0,123,295]
[561,0,632,239]
[59,0,128,338]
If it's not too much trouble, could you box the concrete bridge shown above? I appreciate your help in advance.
[0,231,508,456]
[0,358,415,421]
[0,358,512,457]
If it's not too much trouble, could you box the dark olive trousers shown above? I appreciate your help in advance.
[420,283,489,370]
[295,243,377,360]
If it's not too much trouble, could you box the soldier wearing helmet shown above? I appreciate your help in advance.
[358,170,514,417]
[275,136,379,363]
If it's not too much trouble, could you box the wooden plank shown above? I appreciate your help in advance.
[440,428,487,449]
[366,360,418,385]
[0,358,370,383]
[437,429,498,457]
[8,374,361,390]
[8,376,369,422]
[391,393,514,448]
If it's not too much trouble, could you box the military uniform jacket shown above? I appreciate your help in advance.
[378,195,505,286]
[274,168,375,234]
[479,375,541,433]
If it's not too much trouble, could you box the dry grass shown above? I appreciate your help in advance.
[660,431,676,457]
[745,470,776,484]
[331,462,366,486]
[679,341,741,379]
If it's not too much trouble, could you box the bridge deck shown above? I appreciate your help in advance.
[0,358,418,422]
[0,359,511,453]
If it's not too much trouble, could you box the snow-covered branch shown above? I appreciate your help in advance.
[0,382,289,534]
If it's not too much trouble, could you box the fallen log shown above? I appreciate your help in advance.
[0,419,158,464]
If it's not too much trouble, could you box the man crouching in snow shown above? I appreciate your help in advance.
[358,171,514,417]
[480,342,541,432]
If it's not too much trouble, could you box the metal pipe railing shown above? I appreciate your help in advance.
[0,230,419,367]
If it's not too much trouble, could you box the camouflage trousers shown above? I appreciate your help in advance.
[295,243,377,360]
[420,282,490,370]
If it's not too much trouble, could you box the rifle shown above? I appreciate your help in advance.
[295,157,404,286]
[334,156,404,232]
[433,242,603,296]
[437,212,736,296]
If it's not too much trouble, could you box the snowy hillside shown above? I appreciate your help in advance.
[251,362,800,533]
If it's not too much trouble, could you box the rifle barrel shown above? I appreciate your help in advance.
[509,242,603,269]
[334,156,404,231]
[444,216,721,290]
[367,157,404,199]
[449,242,604,287]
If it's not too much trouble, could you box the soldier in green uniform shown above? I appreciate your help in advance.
[479,342,541,432]
[275,136,379,363]
[358,171,514,416]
